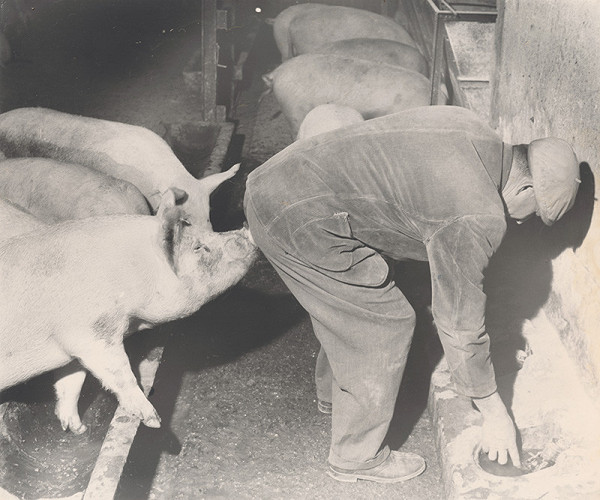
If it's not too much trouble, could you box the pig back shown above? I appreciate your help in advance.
[0,107,188,210]
[316,38,429,77]
[289,6,416,56]
[296,104,364,141]
[0,158,151,223]
[270,54,433,134]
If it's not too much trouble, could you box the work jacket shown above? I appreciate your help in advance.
[246,105,513,398]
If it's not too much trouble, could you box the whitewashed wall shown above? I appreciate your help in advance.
[491,0,600,402]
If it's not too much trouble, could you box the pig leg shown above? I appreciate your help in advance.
[54,363,88,434]
[72,339,161,428]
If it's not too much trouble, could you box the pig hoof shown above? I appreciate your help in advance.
[69,422,88,435]
[57,414,88,434]
[130,404,161,428]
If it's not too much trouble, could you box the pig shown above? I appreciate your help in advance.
[0,158,151,223]
[0,159,241,433]
[314,38,429,77]
[262,54,446,136]
[296,104,364,141]
[286,4,416,58]
[0,188,257,431]
[0,107,233,229]
[0,157,151,433]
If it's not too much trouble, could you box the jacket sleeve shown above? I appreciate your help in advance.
[425,215,507,398]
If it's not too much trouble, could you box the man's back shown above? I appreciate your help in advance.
[246,105,511,248]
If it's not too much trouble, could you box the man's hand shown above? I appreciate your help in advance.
[472,392,521,468]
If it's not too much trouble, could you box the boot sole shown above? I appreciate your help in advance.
[327,461,426,483]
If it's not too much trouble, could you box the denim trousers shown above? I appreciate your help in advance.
[245,197,417,471]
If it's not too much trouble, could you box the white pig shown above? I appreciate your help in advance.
[314,38,429,77]
[0,189,256,430]
[286,4,416,58]
[0,157,151,433]
[263,54,446,135]
[0,107,229,229]
[0,158,151,223]
[0,160,242,433]
[296,104,364,141]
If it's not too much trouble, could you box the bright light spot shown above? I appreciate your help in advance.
[255,7,262,13]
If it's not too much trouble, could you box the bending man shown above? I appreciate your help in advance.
[244,105,580,483]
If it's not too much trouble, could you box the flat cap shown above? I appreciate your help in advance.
[528,137,580,225]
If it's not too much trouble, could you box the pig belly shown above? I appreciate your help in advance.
[289,7,416,56]
[0,332,70,390]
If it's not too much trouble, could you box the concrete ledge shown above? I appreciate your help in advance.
[203,120,236,178]
[429,311,600,499]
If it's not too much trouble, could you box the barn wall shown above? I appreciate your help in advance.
[491,0,600,402]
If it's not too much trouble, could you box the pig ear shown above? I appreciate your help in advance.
[156,188,188,216]
[192,164,240,230]
[198,163,240,194]
[157,189,176,216]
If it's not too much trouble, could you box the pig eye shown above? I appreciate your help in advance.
[194,243,210,253]
[181,218,191,226]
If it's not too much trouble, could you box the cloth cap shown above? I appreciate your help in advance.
[528,137,580,225]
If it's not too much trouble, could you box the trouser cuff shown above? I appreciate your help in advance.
[328,445,390,471]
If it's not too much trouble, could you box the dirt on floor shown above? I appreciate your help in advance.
[0,3,443,499]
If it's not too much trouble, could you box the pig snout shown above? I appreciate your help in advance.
[223,226,257,260]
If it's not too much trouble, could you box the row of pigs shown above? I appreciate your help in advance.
[0,107,257,435]
[263,3,447,139]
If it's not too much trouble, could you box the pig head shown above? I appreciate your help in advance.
[0,189,257,430]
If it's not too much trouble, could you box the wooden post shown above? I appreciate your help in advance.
[429,11,445,105]
[201,0,218,121]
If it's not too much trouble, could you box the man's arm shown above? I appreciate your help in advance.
[426,215,520,466]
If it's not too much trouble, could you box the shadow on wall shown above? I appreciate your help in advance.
[483,161,595,407]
